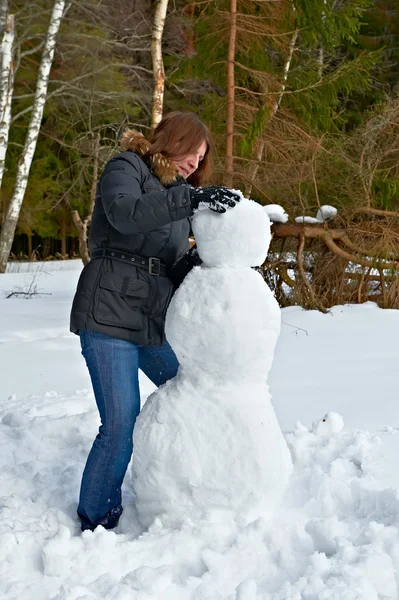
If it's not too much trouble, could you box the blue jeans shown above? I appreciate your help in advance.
[78,329,179,530]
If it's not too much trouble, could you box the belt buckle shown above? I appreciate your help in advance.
[148,257,161,276]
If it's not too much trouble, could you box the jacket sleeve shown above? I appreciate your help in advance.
[99,152,193,235]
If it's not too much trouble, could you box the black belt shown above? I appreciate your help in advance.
[90,247,168,277]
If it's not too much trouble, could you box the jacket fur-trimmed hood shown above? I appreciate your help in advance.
[120,129,181,186]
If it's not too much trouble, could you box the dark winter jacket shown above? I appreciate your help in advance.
[70,131,193,346]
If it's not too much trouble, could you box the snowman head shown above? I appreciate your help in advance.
[192,194,272,267]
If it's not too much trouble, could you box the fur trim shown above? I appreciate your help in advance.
[120,129,180,186]
[120,129,151,155]
[150,152,180,185]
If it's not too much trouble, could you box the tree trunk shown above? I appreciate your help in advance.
[27,232,32,257]
[151,0,169,129]
[71,211,89,265]
[42,237,51,259]
[318,41,324,80]
[184,2,195,59]
[0,13,15,191]
[244,28,298,198]
[225,0,237,188]
[71,132,101,265]
[0,0,8,39]
[88,132,100,218]
[60,218,66,256]
[0,0,66,273]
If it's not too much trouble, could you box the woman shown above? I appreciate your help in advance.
[70,111,240,532]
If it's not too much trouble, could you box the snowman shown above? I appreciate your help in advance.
[131,194,293,528]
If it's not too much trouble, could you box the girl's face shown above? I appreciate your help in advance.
[172,140,207,179]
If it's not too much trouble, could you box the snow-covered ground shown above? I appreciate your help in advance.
[1,260,399,600]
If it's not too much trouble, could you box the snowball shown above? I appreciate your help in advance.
[312,412,345,437]
[132,375,293,528]
[193,195,271,267]
[165,267,281,380]
[295,216,322,224]
[263,204,288,223]
[295,205,338,225]
[316,205,338,221]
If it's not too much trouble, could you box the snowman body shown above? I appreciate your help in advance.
[132,198,293,527]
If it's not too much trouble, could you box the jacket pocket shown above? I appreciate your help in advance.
[93,272,149,330]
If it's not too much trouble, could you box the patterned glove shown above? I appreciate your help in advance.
[189,186,241,214]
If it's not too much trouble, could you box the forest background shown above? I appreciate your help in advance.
[0,0,398,308]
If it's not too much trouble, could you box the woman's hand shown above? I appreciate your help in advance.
[169,244,201,288]
[189,186,241,214]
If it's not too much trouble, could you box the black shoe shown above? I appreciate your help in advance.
[79,504,123,532]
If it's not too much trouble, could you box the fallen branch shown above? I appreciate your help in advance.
[354,207,399,219]
[6,289,51,298]
[274,264,295,288]
[344,272,397,282]
[282,321,309,336]
[321,232,398,270]
[272,223,399,269]
[340,234,399,262]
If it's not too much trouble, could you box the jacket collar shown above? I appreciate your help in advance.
[120,129,182,186]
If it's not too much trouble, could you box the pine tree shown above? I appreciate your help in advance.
[171,0,380,204]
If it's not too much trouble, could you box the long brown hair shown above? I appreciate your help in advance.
[147,112,213,186]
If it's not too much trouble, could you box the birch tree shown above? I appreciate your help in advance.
[151,0,169,129]
[0,0,7,38]
[0,12,15,191]
[0,0,66,273]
